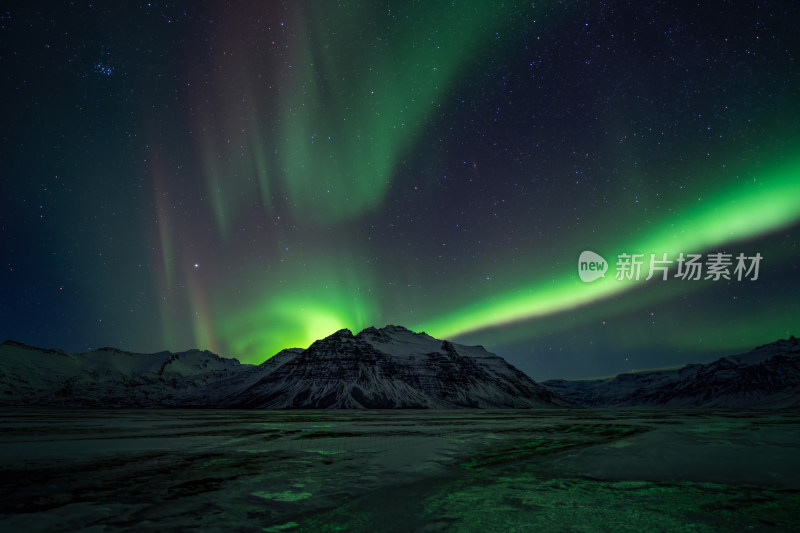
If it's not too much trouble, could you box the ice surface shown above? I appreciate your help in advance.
[1,409,799,532]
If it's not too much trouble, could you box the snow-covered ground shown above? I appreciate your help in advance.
[1,409,799,532]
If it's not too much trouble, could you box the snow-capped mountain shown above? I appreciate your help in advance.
[0,326,571,409]
[0,340,254,407]
[542,336,800,408]
[223,325,571,408]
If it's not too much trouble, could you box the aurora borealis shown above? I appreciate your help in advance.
[2,1,798,379]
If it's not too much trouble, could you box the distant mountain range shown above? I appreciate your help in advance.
[542,336,800,408]
[0,325,570,409]
[4,330,798,409]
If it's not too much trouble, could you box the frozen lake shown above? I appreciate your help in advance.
[1,409,799,532]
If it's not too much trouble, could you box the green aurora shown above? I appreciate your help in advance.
[3,1,799,378]
[156,3,800,367]
[416,155,800,341]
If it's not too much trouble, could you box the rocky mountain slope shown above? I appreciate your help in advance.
[224,325,570,408]
[542,336,800,408]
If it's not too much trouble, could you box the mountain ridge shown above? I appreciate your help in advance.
[0,325,570,409]
[542,336,800,408]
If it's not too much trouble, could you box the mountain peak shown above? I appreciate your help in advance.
[356,324,434,339]
[382,324,413,332]
[307,329,355,348]
[2,339,31,348]
[754,336,799,350]
[97,346,128,354]
[2,340,69,356]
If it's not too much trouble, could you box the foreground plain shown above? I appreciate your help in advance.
[1,409,799,532]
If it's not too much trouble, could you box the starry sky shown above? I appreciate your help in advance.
[2,1,799,380]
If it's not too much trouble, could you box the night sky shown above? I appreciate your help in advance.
[2,1,799,380]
